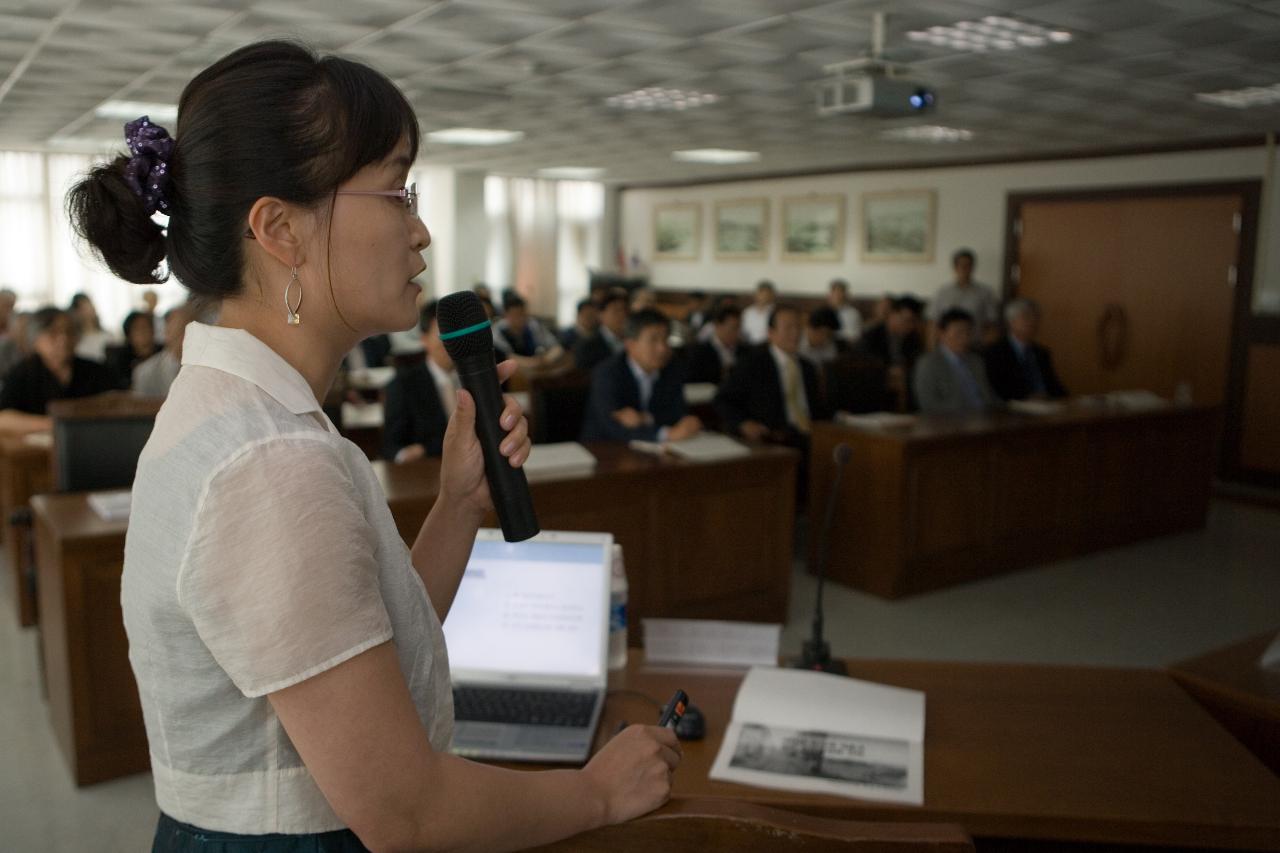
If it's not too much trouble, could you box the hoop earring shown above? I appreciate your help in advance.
[284,266,302,326]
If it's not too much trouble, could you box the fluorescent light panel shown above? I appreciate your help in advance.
[606,87,720,111]
[907,16,1071,52]
[95,100,178,123]
[1195,83,1280,108]
[883,125,974,143]
[426,127,525,145]
[672,148,759,164]
[538,166,605,179]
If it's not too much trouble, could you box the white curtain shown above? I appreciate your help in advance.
[0,149,187,335]
[485,175,604,327]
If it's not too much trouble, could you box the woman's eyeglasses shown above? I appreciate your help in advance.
[244,183,418,239]
[335,182,418,216]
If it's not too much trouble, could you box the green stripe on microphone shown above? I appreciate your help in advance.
[439,320,492,341]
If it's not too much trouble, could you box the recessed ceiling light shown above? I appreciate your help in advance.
[882,125,975,143]
[671,148,760,164]
[538,166,605,179]
[606,87,720,111]
[1195,83,1280,108]
[907,16,1071,53]
[425,127,525,146]
[94,100,178,123]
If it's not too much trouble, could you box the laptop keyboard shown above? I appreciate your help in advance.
[453,687,597,728]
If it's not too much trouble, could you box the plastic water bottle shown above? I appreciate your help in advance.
[608,544,628,671]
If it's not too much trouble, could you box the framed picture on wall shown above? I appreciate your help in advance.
[714,198,769,260]
[653,202,701,260]
[781,195,845,262]
[861,190,936,263]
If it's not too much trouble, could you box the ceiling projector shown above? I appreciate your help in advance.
[815,61,936,118]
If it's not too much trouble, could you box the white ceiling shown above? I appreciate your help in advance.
[2,0,1279,184]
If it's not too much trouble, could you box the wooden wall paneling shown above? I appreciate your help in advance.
[1240,344,1280,473]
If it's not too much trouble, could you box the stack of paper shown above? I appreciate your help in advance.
[710,666,925,805]
[683,383,718,406]
[88,490,132,521]
[642,619,781,668]
[1008,399,1065,416]
[341,401,385,429]
[835,411,917,430]
[522,442,598,479]
[664,433,750,462]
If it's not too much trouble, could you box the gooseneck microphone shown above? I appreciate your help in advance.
[792,443,851,675]
[437,292,540,542]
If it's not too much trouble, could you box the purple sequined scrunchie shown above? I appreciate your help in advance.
[122,116,174,216]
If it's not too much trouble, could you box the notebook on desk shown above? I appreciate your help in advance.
[445,529,613,764]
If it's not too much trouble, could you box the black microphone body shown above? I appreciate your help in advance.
[437,293,540,542]
[792,443,851,675]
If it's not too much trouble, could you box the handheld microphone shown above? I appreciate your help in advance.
[437,292,540,542]
[792,442,851,675]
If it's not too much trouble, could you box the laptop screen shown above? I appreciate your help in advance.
[444,534,611,680]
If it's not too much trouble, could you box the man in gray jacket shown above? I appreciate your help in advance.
[913,308,999,414]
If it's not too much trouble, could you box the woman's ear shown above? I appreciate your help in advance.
[245,196,308,269]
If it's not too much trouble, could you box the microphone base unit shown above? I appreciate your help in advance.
[790,639,848,675]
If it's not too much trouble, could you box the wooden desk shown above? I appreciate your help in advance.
[29,444,797,783]
[810,404,1218,598]
[32,493,146,786]
[2,434,52,625]
[377,443,799,644]
[1169,630,1280,777]
[604,654,1280,851]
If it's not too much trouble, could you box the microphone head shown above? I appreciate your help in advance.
[437,291,495,360]
[833,443,852,466]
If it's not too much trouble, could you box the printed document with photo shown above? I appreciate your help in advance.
[710,666,925,805]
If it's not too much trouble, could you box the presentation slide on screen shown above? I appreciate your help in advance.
[444,541,607,678]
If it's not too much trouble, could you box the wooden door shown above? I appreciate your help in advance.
[1016,194,1241,404]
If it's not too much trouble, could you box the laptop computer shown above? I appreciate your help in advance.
[445,529,613,764]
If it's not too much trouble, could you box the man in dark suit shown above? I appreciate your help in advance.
[572,289,628,372]
[581,309,701,443]
[686,303,743,385]
[857,295,925,410]
[715,304,827,448]
[382,301,455,462]
[559,298,599,352]
[983,298,1068,401]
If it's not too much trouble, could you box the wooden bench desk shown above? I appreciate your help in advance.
[2,433,52,626]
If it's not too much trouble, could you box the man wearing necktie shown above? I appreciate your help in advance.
[984,299,1068,402]
[913,309,999,414]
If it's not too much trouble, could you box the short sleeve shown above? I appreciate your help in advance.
[179,436,393,697]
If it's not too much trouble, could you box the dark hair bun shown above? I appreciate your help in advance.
[67,155,167,285]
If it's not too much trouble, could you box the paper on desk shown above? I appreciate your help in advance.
[710,666,925,805]
[340,401,385,429]
[23,431,53,448]
[664,433,750,462]
[835,411,917,430]
[683,382,718,406]
[643,619,780,668]
[1007,399,1065,416]
[88,489,132,521]
[522,442,597,479]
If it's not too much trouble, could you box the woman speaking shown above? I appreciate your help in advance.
[69,40,678,852]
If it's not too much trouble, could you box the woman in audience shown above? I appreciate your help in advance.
[107,310,157,388]
[68,39,676,853]
[0,306,116,433]
[68,292,112,362]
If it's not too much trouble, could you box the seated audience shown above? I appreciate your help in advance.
[0,289,21,380]
[984,298,1068,401]
[798,306,848,366]
[715,304,827,448]
[827,279,863,342]
[629,286,657,311]
[581,309,700,443]
[686,290,711,331]
[740,280,777,345]
[913,308,999,414]
[69,292,113,362]
[697,294,740,342]
[686,303,743,385]
[383,300,457,463]
[493,293,564,368]
[865,292,894,332]
[0,307,115,434]
[560,298,599,352]
[133,306,193,397]
[573,289,628,372]
[857,295,925,408]
[107,310,157,388]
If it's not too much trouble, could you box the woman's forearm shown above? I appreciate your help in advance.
[410,496,485,622]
